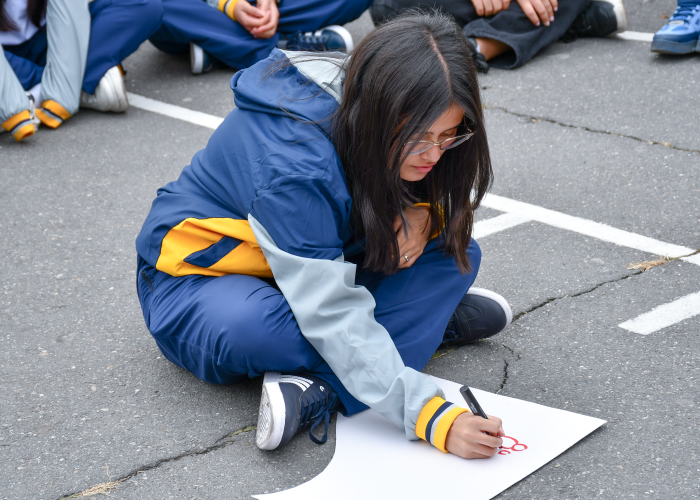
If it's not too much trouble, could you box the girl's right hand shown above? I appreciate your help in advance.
[445,412,504,459]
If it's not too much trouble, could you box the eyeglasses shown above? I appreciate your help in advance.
[403,129,475,156]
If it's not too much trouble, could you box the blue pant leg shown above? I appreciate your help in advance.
[135,257,360,411]
[149,0,279,69]
[84,0,164,93]
[276,0,373,34]
[3,50,44,90]
[358,237,481,372]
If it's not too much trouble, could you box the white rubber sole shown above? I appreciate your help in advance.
[256,372,286,450]
[603,0,629,33]
[318,25,354,53]
[466,287,513,326]
[106,66,129,113]
[190,43,204,75]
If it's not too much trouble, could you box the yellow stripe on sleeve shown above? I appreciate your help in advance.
[415,396,447,441]
[42,100,71,120]
[155,217,272,278]
[35,108,61,129]
[432,406,469,453]
[224,0,243,20]
[2,110,32,131]
[12,123,36,141]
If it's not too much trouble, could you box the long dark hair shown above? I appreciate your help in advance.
[0,0,46,32]
[333,11,492,275]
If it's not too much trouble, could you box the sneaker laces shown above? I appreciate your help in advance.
[298,385,336,445]
[669,4,700,23]
[288,31,331,51]
[562,12,592,43]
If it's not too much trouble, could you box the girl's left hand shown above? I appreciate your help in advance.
[250,0,279,39]
[395,207,431,269]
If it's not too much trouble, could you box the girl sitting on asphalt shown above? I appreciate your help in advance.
[136,11,513,458]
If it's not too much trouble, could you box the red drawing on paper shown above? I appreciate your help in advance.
[498,436,528,455]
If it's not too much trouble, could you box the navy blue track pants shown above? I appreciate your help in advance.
[136,238,481,416]
[148,0,373,71]
[3,0,163,94]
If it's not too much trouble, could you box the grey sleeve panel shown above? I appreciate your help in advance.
[40,0,90,115]
[204,0,219,8]
[249,215,445,440]
[0,50,30,123]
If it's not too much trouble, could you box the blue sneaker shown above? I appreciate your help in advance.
[440,288,513,349]
[651,4,700,54]
[256,372,340,450]
[281,25,354,53]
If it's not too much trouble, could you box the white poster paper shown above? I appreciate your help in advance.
[254,376,605,500]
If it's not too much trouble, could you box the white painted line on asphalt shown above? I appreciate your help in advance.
[474,212,531,239]
[481,193,699,263]
[615,31,655,43]
[682,253,700,266]
[619,291,700,335]
[124,94,700,267]
[127,93,224,130]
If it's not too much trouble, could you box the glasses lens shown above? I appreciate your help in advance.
[440,133,473,151]
[405,141,432,155]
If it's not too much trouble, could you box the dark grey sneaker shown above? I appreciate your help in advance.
[280,25,354,53]
[440,287,512,349]
[256,372,340,450]
[566,0,628,39]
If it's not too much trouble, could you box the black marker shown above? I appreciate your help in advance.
[460,386,492,435]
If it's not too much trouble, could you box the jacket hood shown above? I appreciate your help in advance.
[230,48,347,136]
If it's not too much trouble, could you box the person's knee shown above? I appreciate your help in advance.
[135,0,165,28]
[117,0,164,29]
[212,287,292,359]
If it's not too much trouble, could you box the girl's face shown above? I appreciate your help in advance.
[399,104,465,182]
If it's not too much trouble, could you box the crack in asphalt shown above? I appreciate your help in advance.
[498,358,509,393]
[498,270,649,392]
[497,345,521,394]
[512,270,645,323]
[485,105,700,155]
[57,424,257,500]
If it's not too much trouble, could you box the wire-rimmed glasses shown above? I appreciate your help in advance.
[403,129,475,156]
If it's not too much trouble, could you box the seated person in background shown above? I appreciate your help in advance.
[148,0,371,75]
[370,0,628,71]
[651,0,700,54]
[1,0,163,142]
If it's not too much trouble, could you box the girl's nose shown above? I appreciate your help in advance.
[421,143,443,162]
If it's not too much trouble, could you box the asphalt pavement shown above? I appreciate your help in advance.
[1,2,699,499]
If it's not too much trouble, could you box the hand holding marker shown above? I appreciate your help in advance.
[460,386,500,438]
[445,386,504,458]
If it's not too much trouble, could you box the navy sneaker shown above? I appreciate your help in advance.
[651,4,700,54]
[566,0,628,39]
[190,43,214,75]
[440,287,512,349]
[256,372,340,450]
[280,25,354,53]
